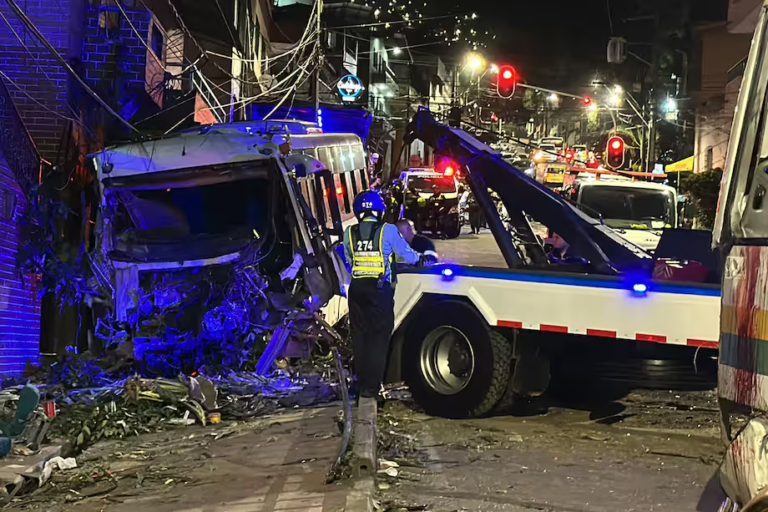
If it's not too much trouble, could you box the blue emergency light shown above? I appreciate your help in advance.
[632,283,648,295]
[441,268,455,281]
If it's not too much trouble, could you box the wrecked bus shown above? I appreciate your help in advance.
[87,122,362,362]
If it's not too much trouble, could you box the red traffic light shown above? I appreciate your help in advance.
[583,96,593,106]
[497,65,517,99]
[605,135,625,170]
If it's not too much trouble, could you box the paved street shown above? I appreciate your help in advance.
[12,408,351,512]
[380,391,724,512]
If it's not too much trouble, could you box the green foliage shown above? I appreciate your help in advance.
[681,168,723,229]
[49,396,178,454]
[16,183,95,308]
[47,349,111,389]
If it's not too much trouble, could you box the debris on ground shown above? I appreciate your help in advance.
[0,344,349,508]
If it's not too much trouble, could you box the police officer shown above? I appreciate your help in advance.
[344,191,421,404]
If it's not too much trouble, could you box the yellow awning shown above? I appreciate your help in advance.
[665,156,694,172]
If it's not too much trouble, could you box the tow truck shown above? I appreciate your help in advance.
[384,109,721,419]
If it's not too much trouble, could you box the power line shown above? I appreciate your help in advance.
[0,10,95,140]
[327,13,464,30]
[0,70,82,126]
[213,0,242,55]
[165,0,319,88]
[3,0,140,134]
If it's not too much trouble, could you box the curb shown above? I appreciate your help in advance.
[345,397,378,511]
[352,398,377,478]
[344,476,376,512]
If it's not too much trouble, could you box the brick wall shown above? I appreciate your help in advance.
[0,0,76,163]
[0,154,40,375]
[0,77,41,375]
[81,5,155,125]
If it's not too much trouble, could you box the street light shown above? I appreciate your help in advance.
[467,52,484,70]
[489,63,499,74]
[614,85,623,94]
[548,93,558,102]
[392,46,402,56]
[609,93,621,107]
[663,98,678,113]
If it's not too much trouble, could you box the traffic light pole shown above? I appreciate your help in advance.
[475,78,481,126]
[645,96,657,173]
[515,82,581,100]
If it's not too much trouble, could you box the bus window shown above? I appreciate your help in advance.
[300,179,317,221]
[359,169,369,190]
[334,173,352,215]
[316,147,331,171]
[313,178,331,230]
[348,170,359,197]
[331,146,344,173]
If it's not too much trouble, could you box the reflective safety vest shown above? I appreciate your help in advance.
[349,223,387,279]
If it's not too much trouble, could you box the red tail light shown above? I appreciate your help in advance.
[336,186,344,195]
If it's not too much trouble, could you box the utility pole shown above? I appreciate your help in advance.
[645,94,657,173]
[474,78,481,126]
[644,7,661,174]
[314,0,323,123]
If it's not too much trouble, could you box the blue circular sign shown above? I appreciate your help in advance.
[337,74,363,102]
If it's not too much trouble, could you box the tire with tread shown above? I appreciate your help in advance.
[403,301,512,418]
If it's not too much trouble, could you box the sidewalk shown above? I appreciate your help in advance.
[13,406,357,512]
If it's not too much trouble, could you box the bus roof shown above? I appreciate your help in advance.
[90,122,363,181]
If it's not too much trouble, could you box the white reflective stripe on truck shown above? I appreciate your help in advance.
[394,267,720,347]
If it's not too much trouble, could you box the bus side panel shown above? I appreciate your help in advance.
[720,245,768,412]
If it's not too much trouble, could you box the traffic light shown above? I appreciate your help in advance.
[497,65,517,99]
[583,96,593,107]
[605,135,625,170]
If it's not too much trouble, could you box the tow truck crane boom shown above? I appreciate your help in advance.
[403,108,652,274]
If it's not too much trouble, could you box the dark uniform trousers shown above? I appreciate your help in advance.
[348,278,395,398]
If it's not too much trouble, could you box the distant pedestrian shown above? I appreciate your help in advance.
[396,219,437,255]
[468,192,483,234]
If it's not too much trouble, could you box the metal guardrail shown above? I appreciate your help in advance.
[191,69,227,124]
[0,77,40,195]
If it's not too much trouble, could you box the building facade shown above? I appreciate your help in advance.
[691,0,758,173]
[0,0,256,366]
[0,78,42,374]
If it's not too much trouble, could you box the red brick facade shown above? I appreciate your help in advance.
[0,0,79,163]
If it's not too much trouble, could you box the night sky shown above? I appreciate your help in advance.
[389,0,730,89]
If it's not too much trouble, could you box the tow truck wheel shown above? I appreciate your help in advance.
[403,301,513,418]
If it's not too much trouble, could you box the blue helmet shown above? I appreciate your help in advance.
[353,190,386,220]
